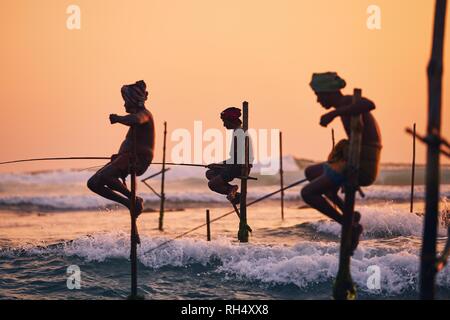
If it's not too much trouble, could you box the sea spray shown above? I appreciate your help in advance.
[4,232,446,297]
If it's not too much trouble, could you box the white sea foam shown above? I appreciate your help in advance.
[4,231,448,296]
[57,232,450,296]
[0,170,92,186]
[2,157,448,187]
[1,160,450,211]
[2,186,450,211]
[0,194,114,210]
[312,204,448,238]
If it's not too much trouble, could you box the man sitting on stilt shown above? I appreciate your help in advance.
[301,72,382,253]
[88,80,155,218]
[206,107,253,205]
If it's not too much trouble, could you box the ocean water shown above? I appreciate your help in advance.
[1,158,450,300]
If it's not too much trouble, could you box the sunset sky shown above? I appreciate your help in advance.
[0,0,449,172]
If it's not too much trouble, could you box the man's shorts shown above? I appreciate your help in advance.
[326,139,382,187]
[110,153,151,178]
[207,165,251,182]
[323,163,346,187]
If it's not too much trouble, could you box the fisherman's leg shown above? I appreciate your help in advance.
[325,165,364,253]
[208,175,232,195]
[206,169,218,181]
[305,163,344,210]
[301,175,343,224]
[87,171,130,209]
[325,186,361,224]
[306,163,356,217]
[305,163,325,181]
[325,187,345,212]
[101,164,145,216]
[206,166,236,194]
[104,177,131,198]
[99,165,132,199]
[88,166,144,216]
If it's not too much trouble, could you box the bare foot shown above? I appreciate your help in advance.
[226,185,239,204]
[132,196,144,219]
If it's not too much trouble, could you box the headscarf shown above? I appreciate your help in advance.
[121,80,148,107]
[220,107,241,124]
[309,72,346,93]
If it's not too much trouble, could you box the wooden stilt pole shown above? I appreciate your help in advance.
[332,128,336,150]
[158,121,167,231]
[332,128,337,211]
[333,89,363,300]
[238,101,250,243]
[421,0,447,300]
[279,131,285,220]
[410,123,417,213]
[232,134,253,234]
[128,125,139,299]
[206,209,211,241]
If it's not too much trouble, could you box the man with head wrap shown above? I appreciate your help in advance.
[205,107,254,204]
[301,72,382,254]
[87,80,155,218]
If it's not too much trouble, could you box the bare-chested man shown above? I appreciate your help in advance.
[205,107,253,205]
[88,80,155,218]
[301,72,382,253]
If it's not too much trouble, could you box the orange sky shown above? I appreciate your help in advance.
[0,0,449,172]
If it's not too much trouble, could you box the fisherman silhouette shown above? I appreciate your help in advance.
[87,80,155,218]
[205,107,253,205]
[301,72,382,254]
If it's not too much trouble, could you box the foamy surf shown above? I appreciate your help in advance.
[2,188,450,212]
[1,160,449,299]
[311,204,449,238]
[2,232,449,297]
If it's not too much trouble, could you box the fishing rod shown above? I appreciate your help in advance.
[0,156,211,168]
[0,157,110,165]
[147,178,309,253]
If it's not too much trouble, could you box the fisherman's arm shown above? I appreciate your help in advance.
[109,110,150,126]
[320,99,375,127]
[333,98,375,116]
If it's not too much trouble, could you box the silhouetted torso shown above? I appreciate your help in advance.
[118,108,155,159]
[340,95,382,147]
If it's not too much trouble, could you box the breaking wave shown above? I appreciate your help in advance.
[3,232,449,297]
[311,204,449,238]
[1,186,450,212]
